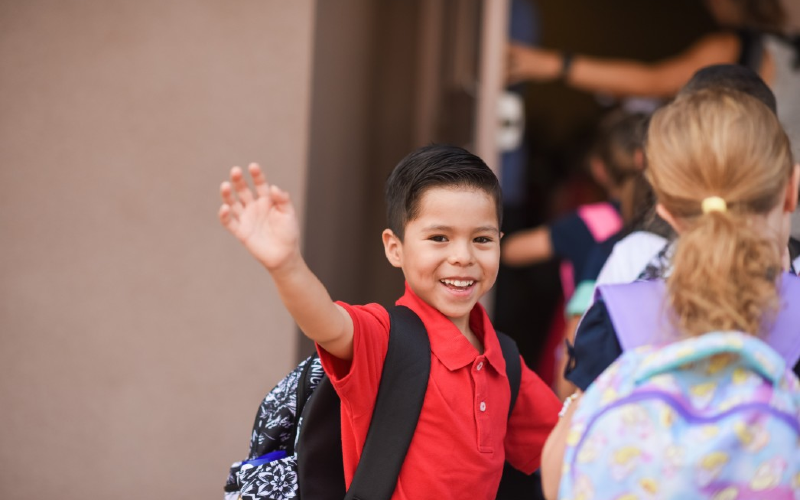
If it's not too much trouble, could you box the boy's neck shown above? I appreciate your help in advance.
[451,317,485,354]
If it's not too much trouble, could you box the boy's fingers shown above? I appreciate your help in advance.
[220,181,243,216]
[249,163,271,198]
[218,204,239,233]
[230,166,255,205]
[270,185,291,210]
[220,181,234,203]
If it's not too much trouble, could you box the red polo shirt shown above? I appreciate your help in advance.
[317,283,560,500]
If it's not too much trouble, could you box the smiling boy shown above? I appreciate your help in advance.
[218,145,560,499]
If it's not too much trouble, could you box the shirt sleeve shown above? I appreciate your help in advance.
[549,211,595,267]
[563,299,623,391]
[579,236,618,282]
[565,280,596,317]
[504,359,561,474]
[316,302,390,415]
[595,241,631,288]
[597,233,669,286]
[566,238,618,316]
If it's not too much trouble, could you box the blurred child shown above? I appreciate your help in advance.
[218,145,560,499]
[541,88,800,499]
[508,0,800,241]
[502,108,648,397]
[501,108,646,279]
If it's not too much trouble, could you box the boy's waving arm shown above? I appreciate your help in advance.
[219,163,354,360]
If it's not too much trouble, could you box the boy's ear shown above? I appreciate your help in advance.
[655,203,683,234]
[382,229,403,268]
[783,163,800,213]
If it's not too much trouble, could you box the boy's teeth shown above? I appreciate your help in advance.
[442,279,474,287]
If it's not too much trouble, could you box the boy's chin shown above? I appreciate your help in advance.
[436,300,480,321]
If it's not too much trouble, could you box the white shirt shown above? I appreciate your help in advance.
[595,231,668,287]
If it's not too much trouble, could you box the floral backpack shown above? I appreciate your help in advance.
[558,276,800,500]
[223,306,432,500]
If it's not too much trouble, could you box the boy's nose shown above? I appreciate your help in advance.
[448,242,474,265]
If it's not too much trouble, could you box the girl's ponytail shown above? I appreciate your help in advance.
[645,88,794,338]
[667,205,781,336]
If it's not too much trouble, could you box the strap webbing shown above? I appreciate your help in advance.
[344,306,431,500]
[598,273,800,367]
[496,331,521,417]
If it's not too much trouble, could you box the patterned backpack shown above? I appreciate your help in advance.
[224,306,525,500]
[224,355,326,500]
[558,276,800,499]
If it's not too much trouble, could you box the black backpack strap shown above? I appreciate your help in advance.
[297,374,346,499]
[496,331,521,418]
[790,34,800,69]
[288,354,320,456]
[789,237,800,272]
[345,305,431,500]
[735,29,764,71]
[494,332,546,500]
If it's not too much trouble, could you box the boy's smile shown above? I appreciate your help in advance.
[383,187,501,334]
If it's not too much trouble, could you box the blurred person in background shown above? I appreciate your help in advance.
[507,0,800,238]
[501,108,649,398]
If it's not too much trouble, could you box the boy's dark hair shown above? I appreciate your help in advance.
[385,144,502,239]
[678,64,777,114]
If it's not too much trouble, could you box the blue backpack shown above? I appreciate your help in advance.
[558,275,800,499]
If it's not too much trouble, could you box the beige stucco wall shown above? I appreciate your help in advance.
[0,1,315,498]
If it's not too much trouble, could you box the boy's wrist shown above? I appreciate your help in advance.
[264,249,306,280]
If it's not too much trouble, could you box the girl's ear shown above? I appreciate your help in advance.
[784,163,800,213]
[656,203,683,234]
[589,156,611,190]
[633,148,645,171]
[382,229,403,268]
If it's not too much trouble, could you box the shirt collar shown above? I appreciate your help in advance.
[395,282,506,373]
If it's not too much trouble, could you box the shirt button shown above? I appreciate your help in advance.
[479,401,486,412]
[476,362,483,371]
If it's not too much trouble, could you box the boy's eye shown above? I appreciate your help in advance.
[474,236,493,244]
[429,235,448,242]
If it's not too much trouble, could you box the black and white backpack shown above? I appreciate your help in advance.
[224,306,535,500]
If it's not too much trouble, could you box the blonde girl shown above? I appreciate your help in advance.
[540,87,800,499]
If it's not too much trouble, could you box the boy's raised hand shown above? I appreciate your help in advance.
[219,163,299,271]
[218,162,354,360]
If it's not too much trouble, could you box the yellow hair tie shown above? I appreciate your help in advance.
[701,196,727,214]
